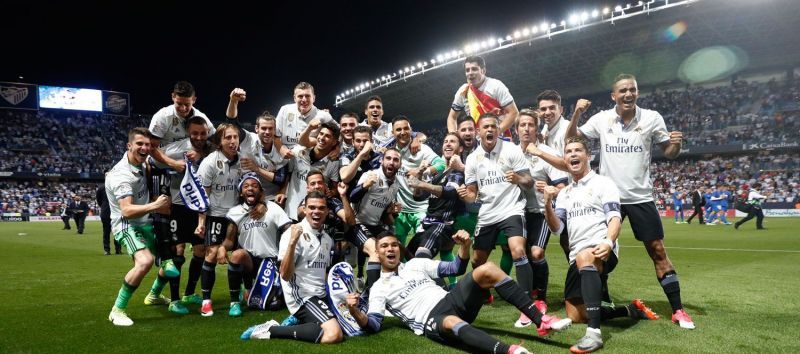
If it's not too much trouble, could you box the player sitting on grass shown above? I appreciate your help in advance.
[345,231,571,354]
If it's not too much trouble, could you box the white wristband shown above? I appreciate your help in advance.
[601,239,614,248]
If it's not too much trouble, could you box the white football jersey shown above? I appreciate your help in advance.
[367,258,448,335]
[396,143,442,214]
[226,201,291,258]
[542,116,568,156]
[148,105,214,144]
[239,130,288,200]
[522,143,569,212]
[284,145,340,220]
[279,218,334,315]
[451,77,514,113]
[359,119,393,147]
[354,167,399,226]
[197,150,243,217]
[106,154,150,234]
[160,138,193,205]
[465,140,528,226]
[275,104,334,149]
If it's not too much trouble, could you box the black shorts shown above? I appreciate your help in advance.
[171,204,203,245]
[423,272,489,342]
[473,215,525,251]
[350,223,388,248]
[563,252,619,300]
[410,222,454,257]
[525,212,550,249]
[204,216,230,246]
[620,202,664,242]
[295,296,336,325]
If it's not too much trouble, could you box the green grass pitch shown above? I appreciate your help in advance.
[1,217,798,353]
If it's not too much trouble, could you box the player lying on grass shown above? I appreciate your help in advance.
[345,231,571,354]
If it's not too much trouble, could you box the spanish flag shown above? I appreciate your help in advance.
[465,84,511,137]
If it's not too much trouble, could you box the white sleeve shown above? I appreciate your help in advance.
[599,178,622,222]
[197,158,215,187]
[419,258,442,279]
[494,80,514,107]
[451,85,467,111]
[651,111,670,145]
[579,113,602,140]
[367,283,388,315]
[275,105,287,137]
[148,109,169,139]
[464,155,477,185]
[162,138,190,160]
[277,226,296,263]
[111,176,133,200]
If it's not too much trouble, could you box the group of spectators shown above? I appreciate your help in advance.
[0,180,98,216]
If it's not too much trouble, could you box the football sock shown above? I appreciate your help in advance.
[514,256,534,296]
[499,249,513,274]
[530,258,548,300]
[601,273,611,303]
[600,304,631,320]
[269,323,324,343]
[185,255,203,295]
[357,249,366,278]
[201,260,216,300]
[659,271,683,312]
[114,281,138,310]
[439,248,457,285]
[169,256,184,301]
[452,321,510,354]
[580,265,602,330]
[495,276,543,326]
[150,274,167,296]
[228,263,243,303]
[366,262,381,289]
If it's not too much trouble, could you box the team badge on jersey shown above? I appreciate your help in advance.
[172,117,179,126]
[216,160,223,170]
[287,113,295,122]
[303,232,310,242]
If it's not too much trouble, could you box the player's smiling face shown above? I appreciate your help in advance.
[171,94,195,119]
[382,150,401,179]
[516,114,538,145]
[339,116,357,141]
[256,119,275,145]
[392,119,412,147]
[127,133,151,165]
[612,79,639,114]
[365,100,383,127]
[220,126,240,158]
[188,122,208,150]
[316,127,336,151]
[294,88,315,114]
[464,61,486,86]
[377,235,402,270]
[564,141,590,176]
[457,120,476,148]
[442,134,461,159]
[537,99,562,127]
[241,178,261,205]
[478,117,498,150]
[304,197,328,229]
[306,174,328,194]
[353,132,371,152]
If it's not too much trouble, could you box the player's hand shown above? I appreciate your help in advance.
[194,224,205,238]
[504,170,520,184]
[345,293,361,311]
[447,155,464,171]
[406,175,421,190]
[452,229,471,246]
[230,88,247,102]
[169,159,186,173]
[216,247,228,264]
[526,143,542,157]
[410,135,421,155]
[241,157,257,171]
[669,131,683,145]
[456,185,469,199]
[363,173,379,188]
[249,202,266,220]
[280,145,295,159]
[593,242,612,261]
[307,118,321,132]
[574,99,591,115]
[153,194,171,210]
[327,143,341,161]
[275,194,286,207]
[337,182,349,198]
[289,224,303,243]
[359,141,374,158]
[389,202,403,214]
[543,186,559,202]
[534,180,547,193]
[186,150,201,163]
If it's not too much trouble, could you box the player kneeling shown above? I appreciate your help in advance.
[345,231,571,354]
[219,173,292,316]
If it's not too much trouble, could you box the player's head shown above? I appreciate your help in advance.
[303,191,328,229]
[238,172,264,206]
[339,112,359,142]
[456,113,476,149]
[391,115,412,147]
[186,116,209,150]
[477,113,499,149]
[382,148,402,179]
[353,125,372,152]
[564,136,591,176]
[306,170,328,194]
[537,89,563,127]
[612,74,639,114]
[364,96,384,127]
[464,55,487,86]
[171,81,196,119]
[316,121,340,151]
[127,127,152,165]
[293,82,316,114]
[517,108,540,145]
[255,111,277,145]
[375,231,402,271]
[212,123,240,158]
[442,133,463,159]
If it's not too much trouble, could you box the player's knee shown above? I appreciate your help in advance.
[575,249,595,268]
[230,250,247,264]
[192,246,204,257]
[530,246,545,260]
[645,240,667,261]
[320,321,343,343]
[473,262,502,284]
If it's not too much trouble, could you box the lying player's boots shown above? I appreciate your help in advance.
[630,299,659,320]
[108,307,134,326]
[168,300,189,315]
[537,314,572,336]
[514,313,532,328]
[570,330,603,353]
[182,294,202,305]
[143,292,170,306]
[671,309,696,329]
[241,319,279,340]
[200,299,214,317]
[534,299,548,315]
[229,302,243,317]
[280,314,298,326]
[161,259,180,278]
[508,344,532,354]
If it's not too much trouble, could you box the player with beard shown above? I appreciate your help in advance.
[195,123,243,316]
[566,74,694,330]
[346,232,570,354]
[219,173,292,317]
[297,170,355,252]
[340,125,382,189]
[106,128,172,326]
[514,109,569,326]
[241,191,343,344]
[349,149,402,288]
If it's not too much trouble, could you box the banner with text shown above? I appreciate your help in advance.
[102,90,130,116]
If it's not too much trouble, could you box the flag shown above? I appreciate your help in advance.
[466,84,512,138]
[326,262,364,336]
[179,157,209,212]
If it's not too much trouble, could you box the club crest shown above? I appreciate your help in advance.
[0,86,28,105]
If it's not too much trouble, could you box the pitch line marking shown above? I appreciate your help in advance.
[619,245,800,253]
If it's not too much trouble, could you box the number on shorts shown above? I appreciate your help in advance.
[211,222,223,236]
[170,220,178,233]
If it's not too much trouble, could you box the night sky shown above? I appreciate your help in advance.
[6,0,594,122]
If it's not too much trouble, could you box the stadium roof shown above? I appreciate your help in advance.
[335,0,800,124]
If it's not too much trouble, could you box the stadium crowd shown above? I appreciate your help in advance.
[0,180,98,215]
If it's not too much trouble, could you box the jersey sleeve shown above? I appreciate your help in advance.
[162,138,190,161]
[111,175,133,200]
[367,283,388,315]
[197,158,215,187]
[148,110,169,139]
[464,154,477,185]
[269,202,292,227]
[277,226,297,264]
[579,113,602,140]
[451,84,467,111]
[274,105,287,138]
[494,80,514,107]
[599,177,622,222]
[651,111,671,145]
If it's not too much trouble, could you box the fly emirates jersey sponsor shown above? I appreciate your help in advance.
[354,168,399,226]
[465,140,528,226]
[226,201,291,258]
[278,219,334,314]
